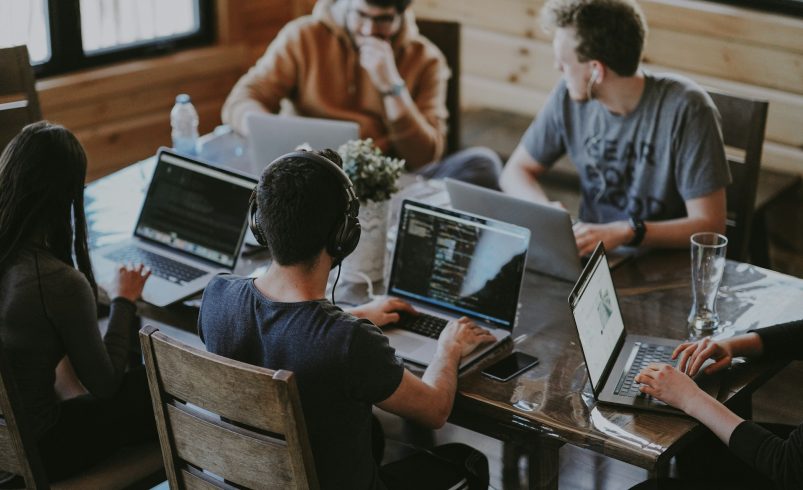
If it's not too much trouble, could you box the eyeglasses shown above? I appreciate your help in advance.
[349,8,399,27]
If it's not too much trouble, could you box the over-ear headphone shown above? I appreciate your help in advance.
[248,150,361,265]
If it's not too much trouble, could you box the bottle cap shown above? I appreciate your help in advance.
[175,94,191,104]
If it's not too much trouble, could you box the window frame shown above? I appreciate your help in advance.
[704,0,803,17]
[34,0,215,78]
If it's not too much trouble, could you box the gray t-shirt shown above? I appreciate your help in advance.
[199,275,405,490]
[522,72,731,223]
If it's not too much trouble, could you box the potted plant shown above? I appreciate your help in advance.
[337,138,405,282]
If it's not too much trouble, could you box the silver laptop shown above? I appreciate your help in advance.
[445,178,581,281]
[91,149,256,307]
[384,200,530,369]
[246,112,359,170]
[569,242,719,413]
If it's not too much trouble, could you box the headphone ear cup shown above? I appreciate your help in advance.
[327,215,361,263]
[248,194,268,246]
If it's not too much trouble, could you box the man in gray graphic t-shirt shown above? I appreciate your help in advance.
[500,0,730,257]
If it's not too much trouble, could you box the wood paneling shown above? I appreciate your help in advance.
[415,0,803,174]
[37,45,248,181]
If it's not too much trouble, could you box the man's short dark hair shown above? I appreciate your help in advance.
[367,0,412,14]
[256,149,347,267]
[541,0,647,76]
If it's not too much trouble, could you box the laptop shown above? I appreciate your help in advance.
[445,178,581,281]
[384,200,530,369]
[246,112,360,170]
[568,242,719,413]
[91,149,256,307]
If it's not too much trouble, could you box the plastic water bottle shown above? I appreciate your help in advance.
[170,94,199,155]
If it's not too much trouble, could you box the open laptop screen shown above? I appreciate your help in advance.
[388,201,529,329]
[134,151,255,268]
[569,246,626,390]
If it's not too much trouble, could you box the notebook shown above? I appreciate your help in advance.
[568,242,719,413]
[246,112,359,170]
[91,149,256,307]
[445,178,581,281]
[384,200,530,369]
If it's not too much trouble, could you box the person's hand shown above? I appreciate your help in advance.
[356,36,403,94]
[109,263,151,302]
[573,220,632,257]
[673,337,734,376]
[635,363,707,412]
[348,296,417,327]
[437,317,497,359]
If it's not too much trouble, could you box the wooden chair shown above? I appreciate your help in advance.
[707,90,768,262]
[139,326,319,489]
[0,46,42,152]
[0,339,164,489]
[417,19,461,156]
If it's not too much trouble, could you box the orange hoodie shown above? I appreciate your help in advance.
[221,0,450,169]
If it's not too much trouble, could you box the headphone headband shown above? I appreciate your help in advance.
[248,150,361,265]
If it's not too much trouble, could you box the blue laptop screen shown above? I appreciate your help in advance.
[388,201,529,329]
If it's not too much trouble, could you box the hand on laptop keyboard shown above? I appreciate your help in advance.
[634,363,702,412]
[107,263,151,302]
[346,296,418,327]
[438,317,497,359]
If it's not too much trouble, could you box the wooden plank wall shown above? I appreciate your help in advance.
[412,0,803,175]
[35,0,299,181]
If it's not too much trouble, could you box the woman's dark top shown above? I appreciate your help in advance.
[0,249,136,437]
[729,319,803,489]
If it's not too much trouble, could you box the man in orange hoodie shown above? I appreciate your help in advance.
[222,0,502,188]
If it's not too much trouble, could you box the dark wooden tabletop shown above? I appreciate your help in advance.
[87,156,803,483]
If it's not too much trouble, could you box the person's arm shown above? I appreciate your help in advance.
[221,22,301,136]
[376,317,496,428]
[50,265,148,398]
[499,144,554,204]
[358,37,448,169]
[573,188,726,256]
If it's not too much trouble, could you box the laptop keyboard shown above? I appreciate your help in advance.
[614,343,677,397]
[394,312,449,340]
[104,246,206,285]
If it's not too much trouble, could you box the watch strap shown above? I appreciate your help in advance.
[628,217,646,247]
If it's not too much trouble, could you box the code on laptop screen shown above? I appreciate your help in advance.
[388,202,529,328]
[135,153,254,268]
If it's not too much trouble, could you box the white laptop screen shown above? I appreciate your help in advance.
[388,201,529,329]
[570,249,626,389]
[134,152,255,268]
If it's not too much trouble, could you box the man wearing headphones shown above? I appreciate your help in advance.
[198,149,492,489]
[500,0,731,257]
[222,0,502,189]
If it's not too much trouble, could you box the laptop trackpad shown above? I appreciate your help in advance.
[390,334,430,354]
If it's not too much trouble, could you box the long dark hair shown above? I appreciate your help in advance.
[0,121,97,298]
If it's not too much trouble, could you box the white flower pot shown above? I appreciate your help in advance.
[341,199,390,283]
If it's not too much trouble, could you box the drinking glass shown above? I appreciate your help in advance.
[688,232,728,337]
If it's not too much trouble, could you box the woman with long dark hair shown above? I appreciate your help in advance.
[0,122,156,480]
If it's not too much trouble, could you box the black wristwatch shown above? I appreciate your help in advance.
[628,217,646,247]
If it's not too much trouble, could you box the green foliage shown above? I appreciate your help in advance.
[338,138,405,203]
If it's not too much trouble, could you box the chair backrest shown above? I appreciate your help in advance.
[0,340,53,488]
[0,45,42,153]
[707,90,768,262]
[417,19,461,156]
[140,326,319,489]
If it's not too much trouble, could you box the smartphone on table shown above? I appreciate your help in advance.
[481,352,539,382]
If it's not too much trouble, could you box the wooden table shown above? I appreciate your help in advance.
[87,157,803,490]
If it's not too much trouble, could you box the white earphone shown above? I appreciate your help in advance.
[586,67,600,100]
